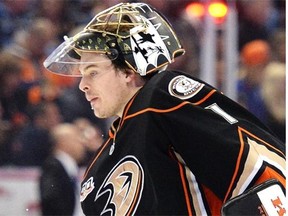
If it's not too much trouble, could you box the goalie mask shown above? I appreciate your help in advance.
[43,2,185,77]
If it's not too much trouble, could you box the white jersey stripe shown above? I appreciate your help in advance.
[174,151,208,215]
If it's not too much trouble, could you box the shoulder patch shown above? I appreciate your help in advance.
[168,75,204,99]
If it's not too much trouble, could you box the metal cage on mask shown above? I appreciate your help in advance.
[43,2,185,77]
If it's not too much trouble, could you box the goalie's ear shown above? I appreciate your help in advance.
[221,179,286,216]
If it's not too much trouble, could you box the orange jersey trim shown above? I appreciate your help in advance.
[82,138,112,180]
[239,127,285,159]
[192,89,217,106]
[124,89,217,121]
[224,127,245,202]
[224,126,285,202]
[202,185,223,216]
[255,167,286,189]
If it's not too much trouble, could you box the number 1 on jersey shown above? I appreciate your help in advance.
[205,103,238,124]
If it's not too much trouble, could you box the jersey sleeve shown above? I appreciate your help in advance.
[148,71,285,202]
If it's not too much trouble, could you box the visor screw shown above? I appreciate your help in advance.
[111,42,116,47]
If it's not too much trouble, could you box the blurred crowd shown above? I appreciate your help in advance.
[0,0,286,167]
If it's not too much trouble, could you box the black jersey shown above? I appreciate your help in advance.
[80,70,285,215]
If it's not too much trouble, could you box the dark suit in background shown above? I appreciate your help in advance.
[39,123,86,216]
[39,156,76,216]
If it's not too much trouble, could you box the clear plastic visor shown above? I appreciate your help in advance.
[43,36,118,77]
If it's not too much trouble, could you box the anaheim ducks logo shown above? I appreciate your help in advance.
[168,75,204,100]
[95,156,144,216]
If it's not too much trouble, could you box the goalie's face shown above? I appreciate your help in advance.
[79,53,134,118]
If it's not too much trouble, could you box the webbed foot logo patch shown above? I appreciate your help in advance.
[95,156,144,216]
